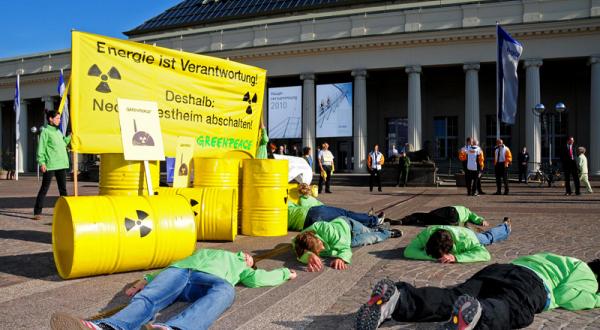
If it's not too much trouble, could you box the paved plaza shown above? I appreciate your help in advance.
[1,177,599,329]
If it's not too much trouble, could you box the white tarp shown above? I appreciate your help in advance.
[273,154,313,184]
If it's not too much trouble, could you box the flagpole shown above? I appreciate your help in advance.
[495,22,500,141]
[73,152,78,196]
[15,74,20,181]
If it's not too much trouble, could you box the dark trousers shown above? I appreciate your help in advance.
[495,163,509,193]
[304,205,378,229]
[397,166,409,187]
[465,170,478,195]
[402,206,459,226]
[563,162,580,194]
[392,264,547,330]
[476,171,484,193]
[34,169,68,215]
[518,165,528,183]
[369,169,382,191]
[318,165,332,193]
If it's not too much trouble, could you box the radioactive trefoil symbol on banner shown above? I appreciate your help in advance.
[132,119,155,146]
[243,92,258,114]
[88,64,121,93]
[124,210,152,237]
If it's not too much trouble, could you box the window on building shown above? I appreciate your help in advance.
[433,116,458,159]
[485,115,512,162]
[540,114,568,163]
[386,117,408,158]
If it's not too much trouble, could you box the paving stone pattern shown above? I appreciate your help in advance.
[0,178,599,329]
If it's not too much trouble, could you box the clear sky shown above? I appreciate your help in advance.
[1,1,182,59]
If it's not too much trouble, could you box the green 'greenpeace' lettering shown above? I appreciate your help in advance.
[196,135,253,151]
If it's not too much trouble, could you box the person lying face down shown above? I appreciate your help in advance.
[404,219,511,263]
[51,248,296,330]
[356,253,600,330]
[288,183,388,231]
[293,217,402,272]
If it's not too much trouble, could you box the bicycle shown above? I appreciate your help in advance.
[527,162,562,187]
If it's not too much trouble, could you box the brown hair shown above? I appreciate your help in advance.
[298,183,313,197]
[425,230,454,259]
[294,231,321,258]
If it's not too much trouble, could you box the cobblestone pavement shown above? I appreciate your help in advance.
[1,177,599,329]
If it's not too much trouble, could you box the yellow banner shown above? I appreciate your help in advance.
[70,31,266,157]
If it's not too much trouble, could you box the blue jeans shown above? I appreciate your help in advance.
[475,223,511,246]
[305,205,378,229]
[96,268,235,330]
[341,217,391,247]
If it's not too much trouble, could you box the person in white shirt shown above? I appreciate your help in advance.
[318,142,334,194]
[576,147,593,193]
[368,144,385,192]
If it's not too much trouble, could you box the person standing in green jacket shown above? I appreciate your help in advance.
[399,205,490,229]
[293,217,402,272]
[255,117,269,159]
[51,248,296,330]
[34,110,71,220]
[404,220,511,263]
[356,253,600,330]
[396,151,411,187]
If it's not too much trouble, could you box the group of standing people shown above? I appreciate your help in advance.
[459,135,593,196]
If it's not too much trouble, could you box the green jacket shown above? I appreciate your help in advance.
[512,253,600,310]
[37,125,71,170]
[404,225,490,263]
[453,206,485,226]
[287,195,324,231]
[144,249,291,288]
[292,218,352,264]
[256,128,269,159]
[399,155,411,168]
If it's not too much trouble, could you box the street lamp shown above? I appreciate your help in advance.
[532,102,568,166]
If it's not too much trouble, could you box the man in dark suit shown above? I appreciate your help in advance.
[561,136,580,195]
[517,146,529,183]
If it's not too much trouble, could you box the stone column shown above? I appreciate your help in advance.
[590,56,600,175]
[524,59,543,171]
[0,104,3,158]
[42,95,54,125]
[300,73,316,170]
[463,63,480,141]
[18,101,29,173]
[406,65,422,151]
[352,69,368,172]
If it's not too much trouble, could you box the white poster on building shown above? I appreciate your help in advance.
[268,86,302,139]
[316,82,353,137]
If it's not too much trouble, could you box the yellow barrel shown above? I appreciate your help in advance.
[241,159,289,236]
[156,187,238,241]
[193,158,240,188]
[287,183,319,205]
[52,195,196,279]
[99,153,159,196]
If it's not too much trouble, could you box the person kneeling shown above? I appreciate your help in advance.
[293,217,402,272]
[356,253,600,330]
[51,248,296,330]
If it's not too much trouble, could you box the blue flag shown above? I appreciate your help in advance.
[14,75,20,141]
[57,70,69,135]
[497,24,523,125]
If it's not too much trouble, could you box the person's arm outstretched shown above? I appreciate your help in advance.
[240,268,296,288]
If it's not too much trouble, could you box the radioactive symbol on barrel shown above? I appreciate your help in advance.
[125,210,152,237]
[177,154,188,176]
[190,199,199,217]
[88,64,121,93]
[243,92,258,114]
[132,119,155,146]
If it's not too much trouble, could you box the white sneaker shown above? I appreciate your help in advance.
[356,279,400,330]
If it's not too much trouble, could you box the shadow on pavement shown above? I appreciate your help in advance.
[501,199,600,204]
[273,312,356,329]
[0,229,51,244]
[87,283,136,320]
[0,252,59,280]
[368,247,407,260]
[0,196,58,209]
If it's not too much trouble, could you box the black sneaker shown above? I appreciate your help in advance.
[437,295,482,330]
[356,279,400,330]
[389,229,403,238]
[377,212,386,225]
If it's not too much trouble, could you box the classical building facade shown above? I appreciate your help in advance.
[1,0,599,175]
